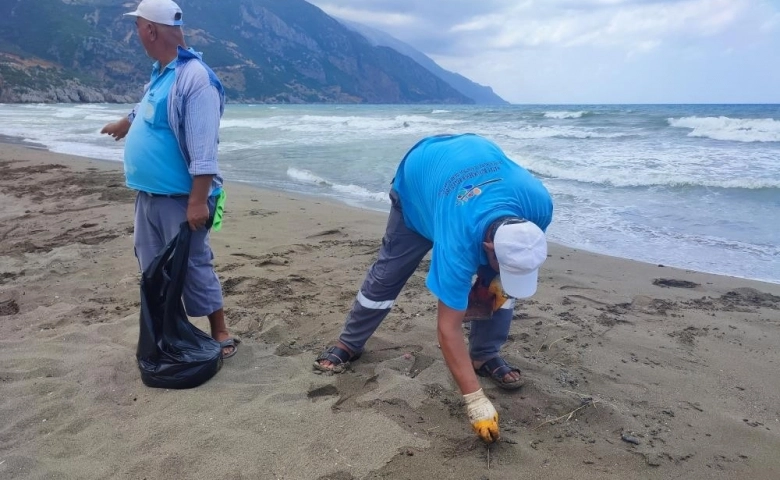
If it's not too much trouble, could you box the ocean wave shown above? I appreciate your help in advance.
[286,167,390,203]
[525,162,780,190]
[221,114,466,133]
[286,167,330,186]
[500,125,630,140]
[543,111,587,119]
[220,118,278,129]
[85,113,124,121]
[668,116,780,142]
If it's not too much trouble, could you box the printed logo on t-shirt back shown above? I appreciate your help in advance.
[456,178,502,206]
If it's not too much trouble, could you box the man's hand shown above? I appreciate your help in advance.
[186,201,210,231]
[464,388,500,443]
[187,175,215,231]
[100,118,131,141]
[437,301,498,441]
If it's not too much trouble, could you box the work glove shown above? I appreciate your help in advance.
[487,277,510,311]
[463,388,500,443]
[465,276,510,321]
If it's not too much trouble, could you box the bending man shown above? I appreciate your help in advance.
[314,133,553,443]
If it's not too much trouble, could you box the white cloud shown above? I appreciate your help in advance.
[447,0,749,52]
[307,0,780,103]
[309,4,419,27]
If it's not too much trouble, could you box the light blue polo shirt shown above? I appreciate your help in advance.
[124,60,192,195]
[392,134,553,310]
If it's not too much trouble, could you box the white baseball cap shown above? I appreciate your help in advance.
[124,0,183,26]
[493,220,548,298]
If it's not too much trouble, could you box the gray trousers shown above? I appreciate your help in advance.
[133,192,223,317]
[338,190,514,361]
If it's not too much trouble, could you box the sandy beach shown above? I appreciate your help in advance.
[1,142,779,480]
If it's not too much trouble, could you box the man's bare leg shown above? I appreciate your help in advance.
[207,308,235,357]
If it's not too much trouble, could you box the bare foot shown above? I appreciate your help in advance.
[211,330,237,358]
[207,308,236,357]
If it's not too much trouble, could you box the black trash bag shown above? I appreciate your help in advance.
[136,221,222,389]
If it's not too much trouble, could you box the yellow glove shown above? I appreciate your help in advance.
[466,276,510,321]
[488,277,510,312]
[463,388,500,443]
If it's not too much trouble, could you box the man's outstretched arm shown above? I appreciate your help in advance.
[437,301,500,443]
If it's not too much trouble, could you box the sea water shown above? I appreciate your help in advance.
[0,103,777,284]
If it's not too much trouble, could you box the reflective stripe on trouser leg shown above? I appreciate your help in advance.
[339,190,432,354]
[468,298,516,361]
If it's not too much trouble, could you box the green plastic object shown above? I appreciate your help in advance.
[212,189,226,232]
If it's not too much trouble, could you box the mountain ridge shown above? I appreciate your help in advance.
[337,18,508,105]
[0,0,502,104]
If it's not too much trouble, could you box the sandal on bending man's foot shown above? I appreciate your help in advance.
[313,345,362,374]
[475,356,525,390]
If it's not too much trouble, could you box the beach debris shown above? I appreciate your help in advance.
[621,433,641,445]
[653,278,700,289]
[536,334,573,354]
[0,298,19,316]
[534,396,597,430]
[305,227,343,238]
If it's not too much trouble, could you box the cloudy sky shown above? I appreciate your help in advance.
[307,0,780,104]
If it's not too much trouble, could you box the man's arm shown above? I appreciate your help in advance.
[178,67,222,231]
[180,80,221,233]
[437,301,500,443]
[437,301,479,393]
[100,117,131,141]
[182,84,222,178]
[187,174,213,230]
[100,105,140,141]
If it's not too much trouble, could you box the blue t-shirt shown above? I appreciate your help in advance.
[392,134,553,310]
[124,61,193,195]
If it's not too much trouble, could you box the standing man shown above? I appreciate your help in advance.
[101,0,238,358]
[314,133,553,443]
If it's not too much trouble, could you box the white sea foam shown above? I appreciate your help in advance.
[221,114,467,144]
[286,167,389,203]
[668,116,780,142]
[518,156,780,189]
[544,111,586,119]
[220,118,285,129]
[286,167,330,186]
[47,141,123,162]
[222,115,394,132]
[332,184,390,203]
[85,113,127,121]
[499,125,628,140]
